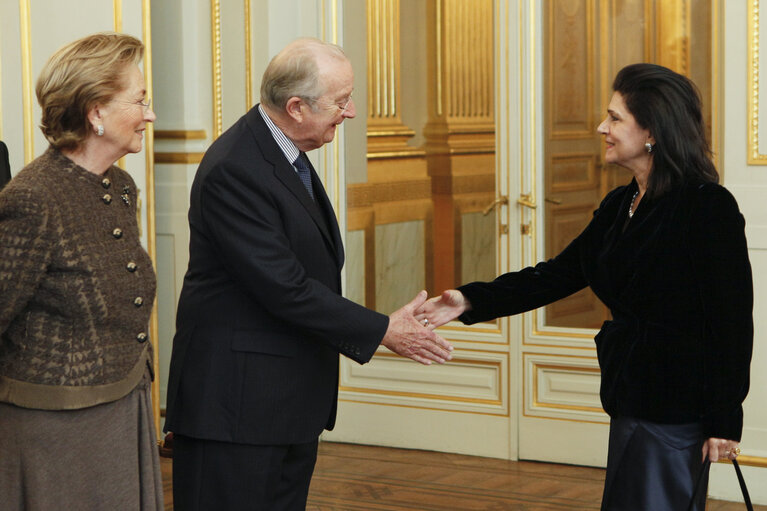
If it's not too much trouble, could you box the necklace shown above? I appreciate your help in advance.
[628,191,639,218]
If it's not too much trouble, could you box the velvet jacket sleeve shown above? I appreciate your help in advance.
[457,187,624,323]
[687,184,753,440]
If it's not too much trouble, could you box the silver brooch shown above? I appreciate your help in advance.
[121,185,131,206]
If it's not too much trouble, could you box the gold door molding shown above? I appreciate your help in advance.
[748,0,767,164]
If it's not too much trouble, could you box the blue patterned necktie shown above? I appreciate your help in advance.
[293,153,315,201]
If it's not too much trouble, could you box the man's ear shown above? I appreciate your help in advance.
[285,97,304,123]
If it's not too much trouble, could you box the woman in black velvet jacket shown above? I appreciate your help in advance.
[418,63,753,510]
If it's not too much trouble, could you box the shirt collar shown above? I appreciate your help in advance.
[258,104,300,165]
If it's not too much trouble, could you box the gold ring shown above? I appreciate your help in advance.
[733,447,741,456]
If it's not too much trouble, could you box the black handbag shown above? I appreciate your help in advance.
[688,458,753,510]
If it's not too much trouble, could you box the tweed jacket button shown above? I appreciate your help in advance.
[126,262,138,272]
[102,194,112,204]
[136,332,148,343]
[134,297,144,307]
[112,228,123,239]
[101,178,111,189]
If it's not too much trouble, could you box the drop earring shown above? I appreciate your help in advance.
[645,142,653,153]
[97,125,104,137]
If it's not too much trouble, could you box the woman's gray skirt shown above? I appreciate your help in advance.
[602,416,708,511]
[0,370,163,511]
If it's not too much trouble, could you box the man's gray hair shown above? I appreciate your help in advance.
[260,38,347,110]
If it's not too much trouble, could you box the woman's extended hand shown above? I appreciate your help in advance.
[414,289,471,329]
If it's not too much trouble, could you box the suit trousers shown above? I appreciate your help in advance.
[601,416,708,511]
[172,434,319,511]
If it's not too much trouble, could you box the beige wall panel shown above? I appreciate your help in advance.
[340,351,507,414]
[525,354,604,420]
[154,163,195,409]
[152,0,210,130]
[550,153,597,192]
[26,2,113,158]
[325,401,512,459]
[461,211,495,284]
[375,220,425,315]
[0,1,24,169]
[345,229,366,306]
[220,1,247,127]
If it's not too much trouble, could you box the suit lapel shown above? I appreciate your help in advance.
[305,159,345,268]
[245,108,341,262]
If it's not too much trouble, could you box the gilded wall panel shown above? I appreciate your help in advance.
[548,0,593,138]
[550,153,598,193]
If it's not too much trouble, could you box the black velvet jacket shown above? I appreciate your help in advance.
[459,180,753,440]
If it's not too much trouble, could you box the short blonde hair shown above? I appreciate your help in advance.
[36,32,144,150]
[260,37,347,110]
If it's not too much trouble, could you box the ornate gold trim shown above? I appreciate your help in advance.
[336,397,510,417]
[712,0,721,169]
[244,0,252,109]
[113,0,122,31]
[317,0,342,217]
[154,129,207,140]
[115,0,125,174]
[748,0,767,163]
[139,0,161,440]
[20,0,34,164]
[366,149,426,160]
[436,0,443,116]
[154,152,205,164]
[211,0,223,139]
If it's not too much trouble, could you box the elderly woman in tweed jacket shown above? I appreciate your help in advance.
[0,33,161,510]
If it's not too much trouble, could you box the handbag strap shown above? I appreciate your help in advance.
[733,459,754,511]
[688,458,754,511]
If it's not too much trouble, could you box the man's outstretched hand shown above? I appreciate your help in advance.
[381,290,454,365]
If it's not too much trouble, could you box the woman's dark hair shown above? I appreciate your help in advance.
[612,63,718,197]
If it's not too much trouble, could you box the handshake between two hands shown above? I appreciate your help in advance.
[379,289,471,366]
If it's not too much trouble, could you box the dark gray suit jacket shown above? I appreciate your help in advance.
[164,106,388,445]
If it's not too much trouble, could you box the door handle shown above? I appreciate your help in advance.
[517,193,537,209]
[545,197,563,205]
[482,196,509,215]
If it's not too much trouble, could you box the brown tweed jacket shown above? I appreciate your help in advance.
[0,147,156,410]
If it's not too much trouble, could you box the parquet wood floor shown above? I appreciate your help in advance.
[160,441,763,510]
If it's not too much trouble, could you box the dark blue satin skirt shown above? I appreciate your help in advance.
[601,416,709,511]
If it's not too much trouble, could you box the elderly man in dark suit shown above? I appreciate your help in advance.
[164,38,453,511]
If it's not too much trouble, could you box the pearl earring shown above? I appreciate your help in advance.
[645,142,653,153]
[97,125,104,137]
